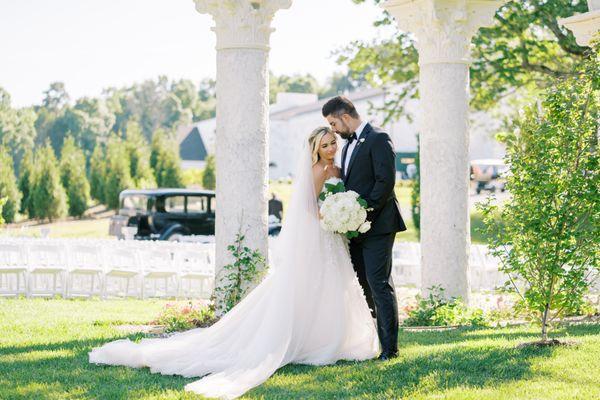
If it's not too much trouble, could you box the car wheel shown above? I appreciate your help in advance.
[167,233,184,242]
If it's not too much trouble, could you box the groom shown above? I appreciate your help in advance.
[322,96,407,360]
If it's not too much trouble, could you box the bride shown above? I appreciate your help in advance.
[89,127,379,399]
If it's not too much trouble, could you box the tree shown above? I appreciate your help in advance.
[42,82,70,112]
[202,154,216,190]
[478,46,599,343]
[104,136,133,209]
[318,71,364,98]
[0,88,36,174]
[0,197,6,226]
[150,130,184,188]
[269,73,320,103]
[18,149,35,218]
[124,120,156,188]
[32,144,67,221]
[113,77,192,141]
[343,0,590,121]
[89,145,106,203]
[60,137,91,217]
[0,146,22,223]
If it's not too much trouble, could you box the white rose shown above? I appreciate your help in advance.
[358,221,371,233]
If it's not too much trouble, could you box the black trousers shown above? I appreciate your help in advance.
[349,233,398,354]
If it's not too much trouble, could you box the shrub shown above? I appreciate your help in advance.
[151,301,217,333]
[403,286,489,327]
[478,45,599,342]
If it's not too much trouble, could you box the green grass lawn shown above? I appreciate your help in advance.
[1,298,599,399]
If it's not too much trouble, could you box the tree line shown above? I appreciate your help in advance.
[0,72,362,223]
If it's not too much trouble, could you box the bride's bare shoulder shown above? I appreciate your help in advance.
[312,163,325,178]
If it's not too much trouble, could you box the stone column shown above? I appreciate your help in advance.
[383,0,505,301]
[194,0,292,307]
[559,1,600,47]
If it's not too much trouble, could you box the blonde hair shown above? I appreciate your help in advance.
[308,127,333,165]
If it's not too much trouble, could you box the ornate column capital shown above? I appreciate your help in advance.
[194,0,292,51]
[382,0,505,65]
[559,8,600,47]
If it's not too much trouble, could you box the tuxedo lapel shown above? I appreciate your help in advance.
[341,140,350,179]
[344,123,372,183]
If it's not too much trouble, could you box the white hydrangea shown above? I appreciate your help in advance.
[320,190,370,235]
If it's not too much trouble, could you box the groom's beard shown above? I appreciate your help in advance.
[336,121,353,139]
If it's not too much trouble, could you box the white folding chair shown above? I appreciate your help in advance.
[102,248,141,299]
[392,242,421,288]
[480,247,505,291]
[469,245,486,292]
[0,243,29,297]
[66,244,105,298]
[26,242,67,298]
[139,249,179,299]
[175,249,214,299]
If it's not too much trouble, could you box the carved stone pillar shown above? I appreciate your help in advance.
[194,0,292,310]
[383,0,505,301]
[559,1,600,47]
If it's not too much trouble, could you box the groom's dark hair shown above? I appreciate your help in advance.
[322,96,359,119]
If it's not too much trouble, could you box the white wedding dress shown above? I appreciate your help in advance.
[89,143,379,399]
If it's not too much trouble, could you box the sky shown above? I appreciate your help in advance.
[0,0,395,108]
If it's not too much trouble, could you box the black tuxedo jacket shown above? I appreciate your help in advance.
[342,123,407,237]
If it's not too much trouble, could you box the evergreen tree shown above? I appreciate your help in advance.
[202,154,216,190]
[60,137,91,217]
[0,145,22,223]
[32,144,67,221]
[18,149,35,218]
[150,129,184,188]
[89,145,106,203]
[124,120,156,188]
[104,136,133,209]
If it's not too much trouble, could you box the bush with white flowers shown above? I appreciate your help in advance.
[319,178,371,239]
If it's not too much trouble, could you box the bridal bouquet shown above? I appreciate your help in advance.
[319,177,371,239]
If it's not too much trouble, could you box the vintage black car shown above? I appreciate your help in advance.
[109,188,281,241]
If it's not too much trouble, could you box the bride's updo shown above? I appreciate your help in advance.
[308,126,333,165]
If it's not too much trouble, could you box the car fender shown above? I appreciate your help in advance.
[159,224,190,240]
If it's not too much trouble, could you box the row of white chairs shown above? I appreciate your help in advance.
[391,242,599,293]
[2,238,597,298]
[0,239,214,299]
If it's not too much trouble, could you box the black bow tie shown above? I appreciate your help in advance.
[347,132,357,144]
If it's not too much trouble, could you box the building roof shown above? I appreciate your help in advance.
[177,125,208,161]
[270,87,385,121]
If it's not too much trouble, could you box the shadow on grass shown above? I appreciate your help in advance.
[1,324,599,399]
[249,345,552,399]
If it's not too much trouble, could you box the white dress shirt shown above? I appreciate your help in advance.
[344,120,368,174]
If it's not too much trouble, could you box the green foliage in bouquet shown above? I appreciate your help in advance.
[318,179,346,201]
